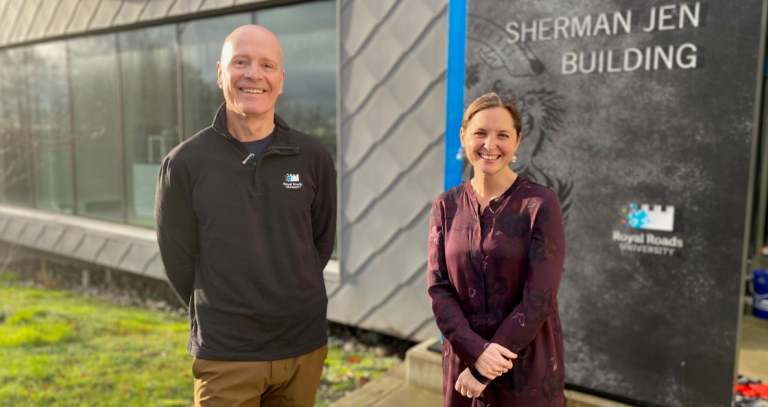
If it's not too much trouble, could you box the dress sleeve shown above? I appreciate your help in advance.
[155,156,199,306]
[427,200,489,368]
[490,193,566,353]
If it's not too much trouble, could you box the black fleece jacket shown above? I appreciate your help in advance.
[155,104,336,361]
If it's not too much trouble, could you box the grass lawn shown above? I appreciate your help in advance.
[0,277,398,407]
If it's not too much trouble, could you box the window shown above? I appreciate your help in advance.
[27,42,74,214]
[0,49,34,207]
[119,26,179,227]
[68,34,122,222]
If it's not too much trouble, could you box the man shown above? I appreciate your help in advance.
[155,25,336,407]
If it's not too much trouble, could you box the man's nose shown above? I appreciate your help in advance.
[243,64,261,80]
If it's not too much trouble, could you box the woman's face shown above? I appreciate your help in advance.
[461,107,521,176]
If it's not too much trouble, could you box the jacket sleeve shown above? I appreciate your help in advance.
[427,200,489,368]
[311,152,337,269]
[155,156,199,306]
[490,194,566,353]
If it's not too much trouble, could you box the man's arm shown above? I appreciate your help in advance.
[155,156,199,306]
[311,152,337,268]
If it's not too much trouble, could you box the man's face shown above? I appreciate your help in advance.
[218,27,285,118]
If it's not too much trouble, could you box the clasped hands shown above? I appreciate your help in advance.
[455,343,517,398]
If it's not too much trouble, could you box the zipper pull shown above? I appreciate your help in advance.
[242,153,254,165]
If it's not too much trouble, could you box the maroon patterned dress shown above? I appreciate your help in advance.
[428,176,566,407]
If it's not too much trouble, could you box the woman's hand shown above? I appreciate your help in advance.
[455,368,487,398]
[475,343,516,379]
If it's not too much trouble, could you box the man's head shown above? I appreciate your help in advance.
[218,25,285,119]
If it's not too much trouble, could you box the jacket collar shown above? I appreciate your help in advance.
[212,103,296,148]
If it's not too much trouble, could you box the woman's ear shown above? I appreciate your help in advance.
[459,128,466,148]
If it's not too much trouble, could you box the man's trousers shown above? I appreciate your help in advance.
[193,345,328,407]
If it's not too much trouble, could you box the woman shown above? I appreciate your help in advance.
[428,93,566,406]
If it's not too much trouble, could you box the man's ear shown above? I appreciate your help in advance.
[217,61,223,89]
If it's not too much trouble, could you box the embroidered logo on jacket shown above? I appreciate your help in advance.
[284,173,302,189]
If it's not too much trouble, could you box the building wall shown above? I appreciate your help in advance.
[329,0,447,342]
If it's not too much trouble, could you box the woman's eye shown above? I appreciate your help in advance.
[475,132,485,137]
[499,133,509,138]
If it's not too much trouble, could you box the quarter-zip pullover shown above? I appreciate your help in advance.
[155,104,337,361]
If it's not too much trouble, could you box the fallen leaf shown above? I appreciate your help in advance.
[346,357,361,363]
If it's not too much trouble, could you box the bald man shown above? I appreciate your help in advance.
[155,25,337,407]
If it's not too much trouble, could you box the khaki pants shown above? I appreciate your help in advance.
[193,345,328,407]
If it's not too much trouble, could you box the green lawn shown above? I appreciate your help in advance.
[0,276,398,407]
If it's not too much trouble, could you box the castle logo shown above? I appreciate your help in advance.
[621,204,674,232]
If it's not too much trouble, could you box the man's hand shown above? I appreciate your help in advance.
[475,343,516,379]
[455,368,487,398]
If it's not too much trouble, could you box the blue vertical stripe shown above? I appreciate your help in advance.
[444,0,467,190]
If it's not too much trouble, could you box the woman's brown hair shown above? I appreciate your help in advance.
[461,93,522,140]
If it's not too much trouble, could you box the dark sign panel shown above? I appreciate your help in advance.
[462,1,765,405]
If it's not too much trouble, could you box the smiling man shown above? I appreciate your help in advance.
[155,25,337,407]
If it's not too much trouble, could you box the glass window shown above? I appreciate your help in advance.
[119,26,179,227]
[27,42,75,214]
[0,49,34,207]
[180,13,251,139]
[257,0,337,160]
[68,34,122,222]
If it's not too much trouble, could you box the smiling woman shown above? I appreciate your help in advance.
[428,93,567,406]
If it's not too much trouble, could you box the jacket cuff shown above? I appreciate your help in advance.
[470,367,491,385]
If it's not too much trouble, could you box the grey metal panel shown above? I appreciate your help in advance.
[35,227,64,251]
[66,0,101,34]
[53,231,85,255]
[47,0,80,37]
[119,244,157,274]
[137,0,174,22]
[339,0,397,60]
[88,0,124,30]
[111,0,146,26]
[73,235,107,261]
[198,0,235,12]
[0,0,22,45]
[26,0,63,41]
[357,273,433,339]
[167,0,205,17]
[95,239,131,267]
[329,0,448,340]
[8,0,41,44]
[18,223,44,247]
[329,211,430,323]
[343,82,445,224]
[0,217,10,236]
[142,253,164,279]
[2,220,26,242]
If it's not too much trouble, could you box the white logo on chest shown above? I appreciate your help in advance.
[284,173,302,189]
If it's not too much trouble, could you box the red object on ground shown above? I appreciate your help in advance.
[738,383,768,399]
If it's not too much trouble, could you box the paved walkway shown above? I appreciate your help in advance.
[739,314,768,380]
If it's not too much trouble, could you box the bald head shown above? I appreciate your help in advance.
[217,24,286,121]
[220,25,283,68]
